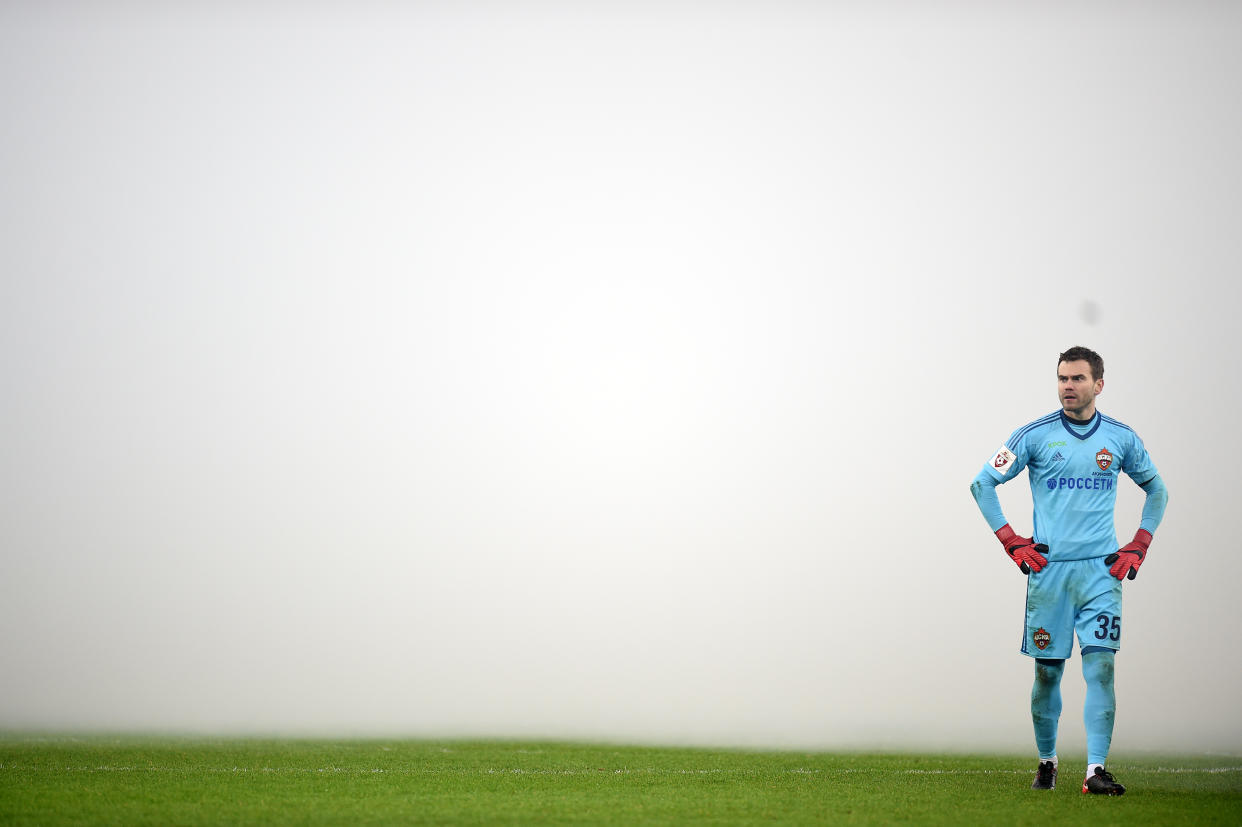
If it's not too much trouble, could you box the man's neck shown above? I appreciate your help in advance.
[1063,404,1097,423]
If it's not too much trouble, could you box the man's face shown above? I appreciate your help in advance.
[1057,359,1103,418]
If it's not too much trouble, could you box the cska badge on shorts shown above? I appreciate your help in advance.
[1095,447,1113,471]
[1032,628,1052,651]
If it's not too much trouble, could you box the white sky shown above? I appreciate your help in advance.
[2,1,1240,754]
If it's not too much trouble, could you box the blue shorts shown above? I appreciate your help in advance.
[1021,557,1122,659]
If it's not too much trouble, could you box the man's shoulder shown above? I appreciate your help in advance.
[1006,410,1062,449]
[1097,411,1135,430]
[1097,412,1142,441]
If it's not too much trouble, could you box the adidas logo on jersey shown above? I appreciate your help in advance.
[1051,451,1066,462]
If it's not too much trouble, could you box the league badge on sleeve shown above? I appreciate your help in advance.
[990,445,1019,476]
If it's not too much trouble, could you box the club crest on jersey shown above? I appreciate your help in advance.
[1033,628,1052,651]
[1095,447,1114,472]
[990,446,1018,476]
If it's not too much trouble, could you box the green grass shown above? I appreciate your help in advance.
[2,736,1239,826]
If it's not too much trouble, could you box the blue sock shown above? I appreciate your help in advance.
[1082,650,1116,767]
[1031,658,1064,759]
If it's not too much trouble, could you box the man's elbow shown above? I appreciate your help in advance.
[1142,474,1168,498]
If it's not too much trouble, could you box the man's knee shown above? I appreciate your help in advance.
[1082,650,1115,687]
[1034,658,1065,687]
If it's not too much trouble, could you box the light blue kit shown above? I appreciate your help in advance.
[971,410,1163,659]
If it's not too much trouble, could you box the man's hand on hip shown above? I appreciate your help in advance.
[995,524,1048,574]
[1105,529,1152,581]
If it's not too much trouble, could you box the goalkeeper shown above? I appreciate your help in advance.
[969,346,1168,796]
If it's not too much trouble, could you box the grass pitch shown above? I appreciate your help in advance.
[2,737,1239,826]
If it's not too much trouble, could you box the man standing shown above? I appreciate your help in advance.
[970,346,1169,795]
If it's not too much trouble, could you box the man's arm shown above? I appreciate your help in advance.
[1105,473,1168,580]
[1137,473,1169,535]
[969,469,1007,532]
[970,468,1048,574]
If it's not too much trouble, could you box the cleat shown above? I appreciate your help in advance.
[1031,760,1057,790]
[1082,767,1126,795]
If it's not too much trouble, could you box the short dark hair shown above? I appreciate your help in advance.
[1058,346,1104,381]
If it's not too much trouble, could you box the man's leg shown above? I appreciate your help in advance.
[1033,655,1063,784]
[1030,658,1064,789]
[1031,658,1065,760]
[1080,646,1126,794]
[1081,647,1116,770]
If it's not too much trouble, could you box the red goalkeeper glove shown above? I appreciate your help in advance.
[1105,529,1151,581]
[995,524,1048,574]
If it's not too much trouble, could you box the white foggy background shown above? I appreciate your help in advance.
[2,2,1240,754]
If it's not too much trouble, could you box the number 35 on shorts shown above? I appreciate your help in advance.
[1094,613,1121,642]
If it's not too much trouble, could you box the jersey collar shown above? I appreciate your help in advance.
[1059,410,1101,440]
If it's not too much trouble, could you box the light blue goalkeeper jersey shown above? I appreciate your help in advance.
[979,410,1159,562]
